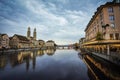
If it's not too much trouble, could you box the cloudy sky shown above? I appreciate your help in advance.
[0,0,111,44]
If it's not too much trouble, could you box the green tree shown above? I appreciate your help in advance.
[96,32,103,40]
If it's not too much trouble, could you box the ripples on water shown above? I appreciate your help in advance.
[0,49,90,80]
[0,49,120,80]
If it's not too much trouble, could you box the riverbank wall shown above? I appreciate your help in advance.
[80,49,120,66]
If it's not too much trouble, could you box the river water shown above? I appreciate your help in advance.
[0,49,120,80]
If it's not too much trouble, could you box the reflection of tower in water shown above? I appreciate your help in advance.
[32,51,37,70]
[45,49,56,56]
[26,55,30,71]
[0,55,7,69]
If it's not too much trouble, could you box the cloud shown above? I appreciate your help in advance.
[0,0,111,44]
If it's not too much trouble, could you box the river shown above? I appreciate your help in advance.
[0,49,120,80]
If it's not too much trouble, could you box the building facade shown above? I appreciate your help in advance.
[38,40,45,48]
[0,34,9,49]
[85,1,120,41]
[83,0,120,56]
[79,38,85,49]
[45,40,55,49]
[10,34,30,48]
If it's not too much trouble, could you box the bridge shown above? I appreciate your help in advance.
[56,45,74,49]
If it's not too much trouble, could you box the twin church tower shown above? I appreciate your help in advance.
[27,27,36,40]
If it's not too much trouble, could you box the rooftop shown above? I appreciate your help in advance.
[14,34,29,41]
[85,1,120,31]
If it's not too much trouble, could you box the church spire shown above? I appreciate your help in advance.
[27,27,31,38]
[33,28,36,40]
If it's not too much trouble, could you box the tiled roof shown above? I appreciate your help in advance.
[14,34,29,41]
[46,40,54,42]
[0,34,7,36]
[38,40,44,42]
[85,2,120,31]
[30,37,34,40]
[9,37,13,40]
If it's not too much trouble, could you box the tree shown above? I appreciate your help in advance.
[73,43,79,49]
[96,32,103,40]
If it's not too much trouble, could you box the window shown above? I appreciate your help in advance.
[110,34,114,40]
[115,33,119,40]
[109,15,115,21]
[101,21,103,25]
[108,7,113,13]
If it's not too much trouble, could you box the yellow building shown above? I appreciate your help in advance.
[38,40,45,48]
[45,40,55,49]
[10,34,30,49]
[83,0,120,55]
[0,34,9,49]
[79,38,85,48]
[85,1,120,41]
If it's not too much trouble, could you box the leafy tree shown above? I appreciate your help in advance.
[96,32,103,40]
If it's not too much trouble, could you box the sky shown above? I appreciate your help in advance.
[0,0,112,45]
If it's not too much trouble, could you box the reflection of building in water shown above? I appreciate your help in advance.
[9,51,32,67]
[37,50,44,56]
[0,55,7,69]
[8,51,37,71]
[87,67,97,80]
[26,54,30,71]
[44,49,56,56]
[0,49,56,71]
[82,54,120,80]
[32,51,37,70]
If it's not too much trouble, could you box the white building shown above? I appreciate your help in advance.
[0,34,9,49]
[45,40,55,49]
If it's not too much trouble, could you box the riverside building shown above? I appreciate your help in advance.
[83,0,120,59]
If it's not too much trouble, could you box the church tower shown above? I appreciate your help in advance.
[27,27,31,38]
[33,28,36,40]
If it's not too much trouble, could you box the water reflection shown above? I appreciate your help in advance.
[1,49,119,80]
[0,55,7,69]
[78,52,120,80]
[0,49,90,80]
[44,49,56,56]
[0,49,56,70]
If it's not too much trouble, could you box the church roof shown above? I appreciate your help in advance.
[9,37,13,40]
[14,34,29,41]
[0,34,7,36]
